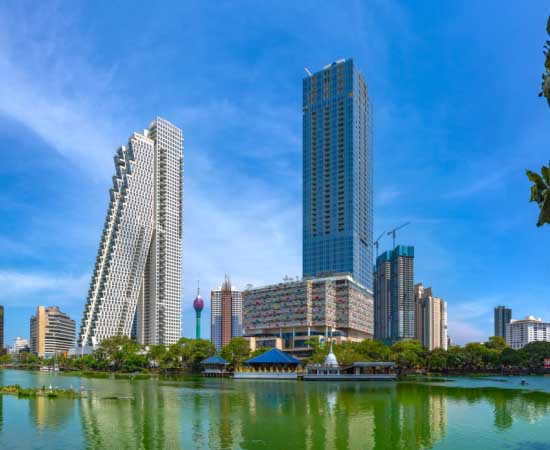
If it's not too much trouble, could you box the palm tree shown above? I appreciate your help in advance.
[527,164,550,226]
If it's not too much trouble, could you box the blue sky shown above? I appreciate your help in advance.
[0,1,549,347]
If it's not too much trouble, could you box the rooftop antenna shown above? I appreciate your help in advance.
[387,222,411,249]
[304,67,313,76]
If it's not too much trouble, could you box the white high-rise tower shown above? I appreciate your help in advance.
[79,117,183,348]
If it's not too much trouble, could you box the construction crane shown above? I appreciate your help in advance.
[373,231,386,259]
[387,222,410,249]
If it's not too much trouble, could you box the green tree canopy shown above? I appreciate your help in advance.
[220,337,251,368]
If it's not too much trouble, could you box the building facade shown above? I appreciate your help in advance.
[302,59,373,290]
[506,316,550,349]
[30,306,76,357]
[494,305,512,339]
[414,284,448,351]
[12,337,28,355]
[243,274,373,354]
[79,117,183,348]
[211,278,243,351]
[374,246,415,343]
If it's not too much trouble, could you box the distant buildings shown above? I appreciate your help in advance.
[243,274,373,354]
[211,277,243,351]
[494,305,512,339]
[302,59,373,290]
[30,306,76,357]
[506,315,550,350]
[79,117,183,349]
[414,284,448,351]
[374,246,415,343]
[12,337,29,355]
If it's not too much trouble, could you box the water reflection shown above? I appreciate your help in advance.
[2,373,550,450]
[80,380,182,449]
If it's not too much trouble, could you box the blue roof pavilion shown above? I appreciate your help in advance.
[245,348,302,365]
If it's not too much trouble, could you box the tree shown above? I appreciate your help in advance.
[147,345,167,368]
[178,338,216,372]
[485,336,507,352]
[527,16,550,227]
[220,337,250,368]
[95,335,142,371]
[500,348,522,367]
[427,348,448,372]
[539,16,550,106]
[527,165,550,226]
[521,341,550,370]
[356,339,391,361]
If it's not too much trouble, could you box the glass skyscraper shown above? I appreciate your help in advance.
[302,58,373,290]
[494,305,512,338]
[374,246,415,343]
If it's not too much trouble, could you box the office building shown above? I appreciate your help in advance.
[211,277,242,351]
[494,305,512,338]
[302,59,373,290]
[374,246,415,343]
[414,284,448,351]
[30,306,76,357]
[506,315,550,349]
[243,274,373,354]
[12,337,28,355]
[79,117,183,348]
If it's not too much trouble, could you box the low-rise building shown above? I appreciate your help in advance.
[243,274,373,355]
[30,306,76,357]
[506,315,550,350]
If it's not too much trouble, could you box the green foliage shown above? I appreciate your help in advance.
[526,165,550,226]
[485,336,508,352]
[250,347,270,358]
[539,16,550,106]
[220,337,251,368]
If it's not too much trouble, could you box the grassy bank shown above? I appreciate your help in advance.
[0,384,81,398]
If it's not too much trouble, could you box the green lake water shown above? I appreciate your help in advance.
[1,370,550,449]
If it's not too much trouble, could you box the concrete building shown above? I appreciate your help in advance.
[30,306,76,357]
[374,246,415,343]
[414,284,448,351]
[494,305,512,339]
[506,316,550,350]
[79,117,183,348]
[243,274,373,355]
[302,59,373,290]
[12,337,29,355]
[211,277,243,351]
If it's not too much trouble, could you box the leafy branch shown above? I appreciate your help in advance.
[526,163,550,226]
[539,17,550,105]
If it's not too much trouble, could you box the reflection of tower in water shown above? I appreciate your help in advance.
[29,397,75,429]
[80,382,181,449]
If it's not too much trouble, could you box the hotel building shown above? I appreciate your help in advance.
[414,284,448,351]
[302,59,373,290]
[79,117,183,348]
[506,315,550,349]
[243,274,373,354]
[211,277,243,351]
[30,306,76,357]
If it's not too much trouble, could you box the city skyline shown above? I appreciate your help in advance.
[0,2,549,346]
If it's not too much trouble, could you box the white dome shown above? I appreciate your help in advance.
[324,351,339,367]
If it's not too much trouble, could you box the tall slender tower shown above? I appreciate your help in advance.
[79,117,183,348]
[210,278,243,351]
[374,246,415,343]
[494,305,512,338]
[302,59,373,289]
[193,285,204,340]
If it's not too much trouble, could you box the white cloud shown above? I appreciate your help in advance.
[0,271,88,307]
[0,3,126,180]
